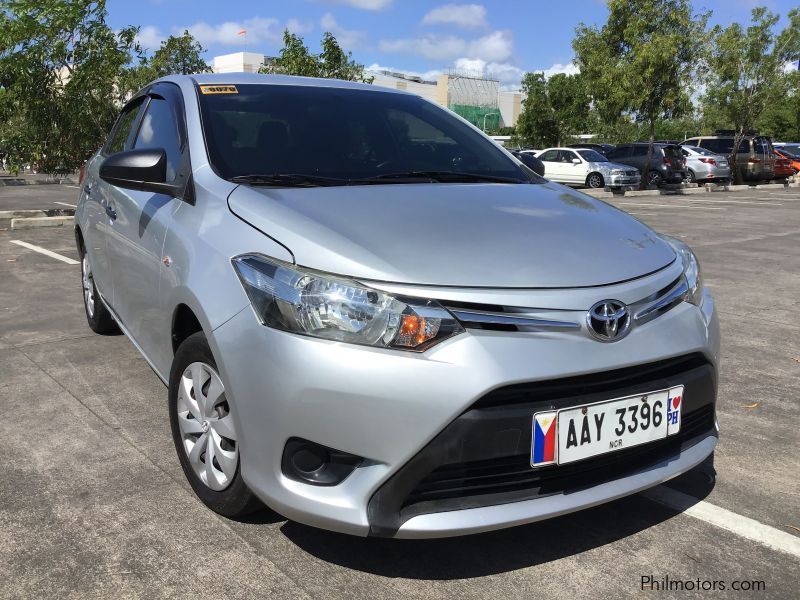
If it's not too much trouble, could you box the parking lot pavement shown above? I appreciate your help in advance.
[1,187,798,599]
[0,183,80,212]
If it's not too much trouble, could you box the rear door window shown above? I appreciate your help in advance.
[538,149,559,162]
[632,146,648,157]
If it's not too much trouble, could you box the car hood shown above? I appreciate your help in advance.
[228,181,676,288]
[590,161,638,173]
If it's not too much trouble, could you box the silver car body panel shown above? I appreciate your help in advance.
[75,73,720,537]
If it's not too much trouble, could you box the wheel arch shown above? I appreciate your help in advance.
[171,303,205,355]
[585,172,605,187]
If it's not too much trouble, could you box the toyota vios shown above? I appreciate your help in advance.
[75,74,719,538]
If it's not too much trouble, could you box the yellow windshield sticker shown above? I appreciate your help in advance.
[199,85,238,95]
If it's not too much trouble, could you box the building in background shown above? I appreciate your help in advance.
[210,53,525,128]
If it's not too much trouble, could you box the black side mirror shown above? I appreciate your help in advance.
[100,148,183,197]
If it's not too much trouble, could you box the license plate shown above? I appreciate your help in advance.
[531,386,683,467]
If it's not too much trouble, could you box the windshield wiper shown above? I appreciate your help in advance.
[230,174,348,187]
[357,171,526,184]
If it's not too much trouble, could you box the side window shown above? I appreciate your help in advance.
[681,149,690,157]
[539,150,558,162]
[133,98,182,181]
[632,146,648,157]
[106,101,143,155]
[738,139,750,154]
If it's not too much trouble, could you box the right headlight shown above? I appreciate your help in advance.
[232,254,464,351]
[610,169,625,175]
[662,236,703,306]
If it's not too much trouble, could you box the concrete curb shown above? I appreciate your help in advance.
[754,183,788,190]
[10,215,74,230]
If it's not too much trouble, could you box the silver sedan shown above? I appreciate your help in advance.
[681,145,731,184]
[74,73,719,538]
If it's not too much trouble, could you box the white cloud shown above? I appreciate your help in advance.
[541,62,579,78]
[421,3,487,29]
[366,63,445,81]
[323,0,393,10]
[379,30,513,62]
[320,13,366,50]
[183,17,284,47]
[286,18,314,35]
[135,25,164,51]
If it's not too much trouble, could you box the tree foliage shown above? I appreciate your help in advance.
[701,7,800,181]
[573,0,707,186]
[260,30,373,83]
[149,30,210,77]
[0,0,141,173]
[515,72,591,148]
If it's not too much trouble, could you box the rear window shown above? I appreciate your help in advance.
[662,145,683,160]
[197,83,529,183]
[700,138,734,154]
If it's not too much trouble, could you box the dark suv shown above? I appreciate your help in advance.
[683,135,775,182]
[605,143,688,186]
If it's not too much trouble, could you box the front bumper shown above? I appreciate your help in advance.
[608,173,641,187]
[209,272,719,538]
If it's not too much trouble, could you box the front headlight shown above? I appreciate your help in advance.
[662,236,703,306]
[611,169,625,175]
[232,254,464,351]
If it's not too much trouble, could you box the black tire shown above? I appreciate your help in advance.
[169,332,262,518]
[687,169,696,183]
[647,170,663,187]
[586,172,605,188]
[79,243,119,334]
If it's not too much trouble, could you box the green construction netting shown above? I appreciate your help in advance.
[450,104,500,130]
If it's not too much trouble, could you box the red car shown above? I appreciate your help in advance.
[774,148,800,174]
[773,153,795,179]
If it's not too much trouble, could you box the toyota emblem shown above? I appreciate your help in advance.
[586,300,631,342]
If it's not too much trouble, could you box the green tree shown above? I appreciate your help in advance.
[702,7,800,182]
[149,30,210,77]
[516,72,589,147]
[573,0,708,187]
[260,30,372,83]
[516,72,557,148]
[0,0,140,174]
[756,71,800,141]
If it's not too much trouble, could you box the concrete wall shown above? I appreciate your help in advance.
[212,52,266,74]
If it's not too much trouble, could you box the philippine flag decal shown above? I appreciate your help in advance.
[531,411,558,467]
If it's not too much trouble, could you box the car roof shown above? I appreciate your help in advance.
[157,72,406,95]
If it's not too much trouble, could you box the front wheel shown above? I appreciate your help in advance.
[586,173,605,188]
[687,169,697,183]
[169,332,262,518]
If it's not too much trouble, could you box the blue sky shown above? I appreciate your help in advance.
[107,0,796,89]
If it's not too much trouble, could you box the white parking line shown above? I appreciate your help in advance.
[9,240,79,265]
[63,184,80,188]
[643,486,800,558]
[682,199,783,206]
[54,201,77,208]
[615,202,724,210]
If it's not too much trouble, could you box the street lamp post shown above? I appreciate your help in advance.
[483,112,499,132]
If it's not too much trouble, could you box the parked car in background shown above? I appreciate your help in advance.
[511,150,545,176]
[566,143,615,156]
[773,153,795,179]
[605,143,687,187]
[680,146,731,184]
[774,142,800,155]
[683,135,775,182]
[774,148,800,174]
[535,147,640,188]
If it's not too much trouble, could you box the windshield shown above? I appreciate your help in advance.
[576,149,608,162]
[197,83,531,184]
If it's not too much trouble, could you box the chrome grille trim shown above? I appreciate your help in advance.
[448,309,580,330]
[633,278,688,324]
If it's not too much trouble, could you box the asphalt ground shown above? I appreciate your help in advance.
[0,183,81,211]
[0,185,798,599]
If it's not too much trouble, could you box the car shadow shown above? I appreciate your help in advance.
[273,461,716,579]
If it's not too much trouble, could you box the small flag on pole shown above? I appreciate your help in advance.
[237,29,247,36]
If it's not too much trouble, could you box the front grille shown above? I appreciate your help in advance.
[403,404,714,509]
[474,353,708,409]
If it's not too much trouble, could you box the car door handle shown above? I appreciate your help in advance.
[105,205,117,220]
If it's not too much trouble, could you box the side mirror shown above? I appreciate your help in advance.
[99,148,182,197]
[572,158,581,165]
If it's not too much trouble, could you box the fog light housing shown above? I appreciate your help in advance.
[281,438,362,486]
